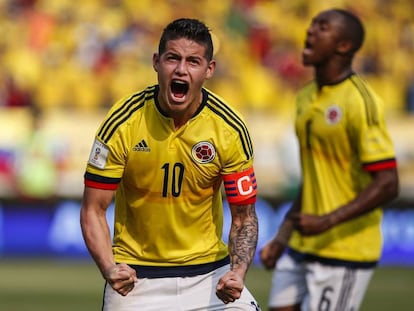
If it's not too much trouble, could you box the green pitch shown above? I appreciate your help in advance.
[0,259,412,311]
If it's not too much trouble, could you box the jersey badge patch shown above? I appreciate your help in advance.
[191,141,216,164]
[88,139,109,169]
[325,105,342,124]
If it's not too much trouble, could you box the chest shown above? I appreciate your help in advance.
[123,115,225,190]
[295,90,349,150]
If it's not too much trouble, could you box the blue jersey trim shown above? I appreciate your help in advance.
[127,256,230,279]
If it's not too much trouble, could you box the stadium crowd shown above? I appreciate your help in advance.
[0,0,413,114]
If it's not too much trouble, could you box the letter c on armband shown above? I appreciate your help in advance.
[222,166,257,204]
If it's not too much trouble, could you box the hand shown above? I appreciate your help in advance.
[105,263,138,296]
[290,212,331,235]
[216,270,244,304]
[259,239,285,269]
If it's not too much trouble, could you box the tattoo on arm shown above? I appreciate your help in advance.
[228,203,258,275]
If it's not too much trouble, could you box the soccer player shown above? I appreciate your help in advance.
[260,8,399,311]
[80,18,261,311]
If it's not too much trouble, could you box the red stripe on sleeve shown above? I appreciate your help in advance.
[363,159,397,172]
[84,179,118,190]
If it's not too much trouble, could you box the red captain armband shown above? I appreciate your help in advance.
[222,166,257,205]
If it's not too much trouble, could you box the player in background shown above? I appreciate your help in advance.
[260,8,399,311]
[80,18,260,311]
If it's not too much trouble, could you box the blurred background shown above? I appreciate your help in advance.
[1,0,414,275]
[0,0,413,310]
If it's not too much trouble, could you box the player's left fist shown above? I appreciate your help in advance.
[216,271,244,304]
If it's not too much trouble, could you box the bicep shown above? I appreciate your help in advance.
[81,186,115,215]
[370,167,399,195]
[80,186,116,238]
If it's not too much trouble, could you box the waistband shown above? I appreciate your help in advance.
[287,248,378,269]
[128,255,230,279]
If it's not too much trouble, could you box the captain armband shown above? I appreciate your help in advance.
[222,166,257,205]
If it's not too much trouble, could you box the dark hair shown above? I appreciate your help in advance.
[158,18,214,61]
[333,9,365,53]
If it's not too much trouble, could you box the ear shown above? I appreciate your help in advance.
[205,60,216,80]
[336,40,353,55]
[152,53,159,72]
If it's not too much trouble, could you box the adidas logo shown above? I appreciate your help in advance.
[133,139,151,152]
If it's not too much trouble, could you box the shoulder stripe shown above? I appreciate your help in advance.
[97,91,144,141]
[101,100,145,144]
[205,91,253,160]
[350,75,379,126]
[98,86,156,144]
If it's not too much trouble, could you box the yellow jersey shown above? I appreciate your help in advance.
[289,74,397,265]
[84,85,257,270]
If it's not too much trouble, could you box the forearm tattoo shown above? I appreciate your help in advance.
[228,203,258,273]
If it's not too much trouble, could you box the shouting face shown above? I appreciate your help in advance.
[153,38,215,126]
[302,10,348,67]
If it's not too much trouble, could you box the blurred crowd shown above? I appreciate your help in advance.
[1,0,413,114]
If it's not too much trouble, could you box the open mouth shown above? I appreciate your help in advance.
[303,40,313,55]
[171,80,189,99]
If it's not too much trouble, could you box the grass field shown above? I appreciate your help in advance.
[0,259,412,311]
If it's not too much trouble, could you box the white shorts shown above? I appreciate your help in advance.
[103,264,261,311]
[268,254,374,311]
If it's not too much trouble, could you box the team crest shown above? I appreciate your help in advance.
[325,105,342,124]
[191,141,216,164]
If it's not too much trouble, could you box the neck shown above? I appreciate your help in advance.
[314,56,354,87]
[157,91,204,130]
[173,117,188,129]
[166,100,202,130]
[315,67,353,88]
